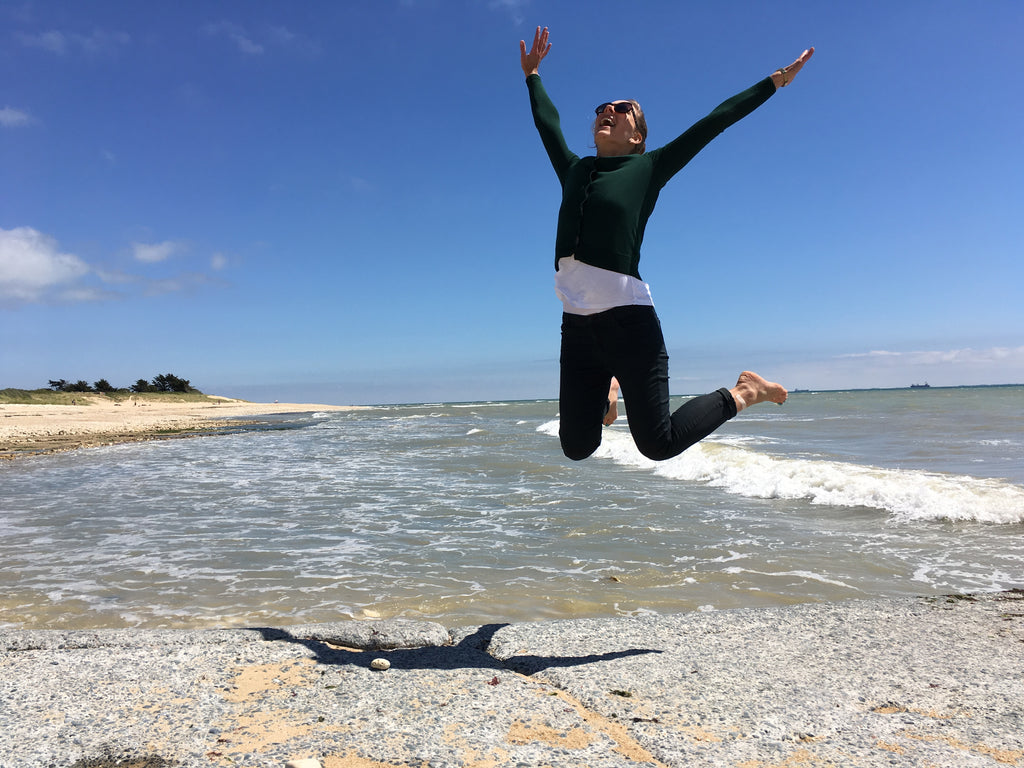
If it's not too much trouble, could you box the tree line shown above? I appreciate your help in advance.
[47,373,200,394]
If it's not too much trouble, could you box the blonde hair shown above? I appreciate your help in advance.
[628,100,648,154]
[592,100,648,154]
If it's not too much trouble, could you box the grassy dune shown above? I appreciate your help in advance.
[0,389,239,406]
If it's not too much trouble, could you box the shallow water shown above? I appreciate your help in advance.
[2,386,1022,630]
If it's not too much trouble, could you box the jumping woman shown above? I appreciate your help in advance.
[520,26,813,461]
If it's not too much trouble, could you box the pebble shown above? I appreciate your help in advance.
[285,760,322,768]
[370,658,391,670]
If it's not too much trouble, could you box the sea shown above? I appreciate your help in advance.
[2,386,1022,631]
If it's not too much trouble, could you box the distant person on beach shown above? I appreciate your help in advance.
[520,27,813,461]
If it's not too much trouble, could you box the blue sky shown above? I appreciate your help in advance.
[2,1,1022,405]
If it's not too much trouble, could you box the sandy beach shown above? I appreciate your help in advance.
[0,395,359,460]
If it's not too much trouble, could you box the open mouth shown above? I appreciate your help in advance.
[599,117,615,127]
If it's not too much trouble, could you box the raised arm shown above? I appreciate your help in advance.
[770,47,815,89]
[649,46,815,186]
[520,26,551,77]
[521,26,576,181]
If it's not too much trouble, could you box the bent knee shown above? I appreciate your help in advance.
[632,439,681,463]
[560,437,600,462]
[562,444,598,462]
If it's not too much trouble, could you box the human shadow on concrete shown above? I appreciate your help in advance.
[494,647,662,676]
[252,624,661,675]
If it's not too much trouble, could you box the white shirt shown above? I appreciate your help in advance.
[554,256,655,316]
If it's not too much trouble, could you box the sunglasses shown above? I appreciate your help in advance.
[594,102,634,116]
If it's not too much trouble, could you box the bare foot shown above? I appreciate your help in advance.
[603,399,618,425]
[603,377,620,425]
[730,371,787,411]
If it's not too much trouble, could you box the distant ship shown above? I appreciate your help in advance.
[910,382,931,389]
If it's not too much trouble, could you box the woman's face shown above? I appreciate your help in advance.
[593,101,642,156]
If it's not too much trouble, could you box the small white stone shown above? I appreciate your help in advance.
[370,657,391,671]
[284,759,322,768]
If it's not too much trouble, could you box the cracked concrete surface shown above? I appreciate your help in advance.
[2,592,1022,767]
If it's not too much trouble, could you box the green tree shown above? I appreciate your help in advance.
[48,379,69,391]
[131,379,154,393]
[151,373,196,393]
[93,379,115,393]
[69,380,92,392]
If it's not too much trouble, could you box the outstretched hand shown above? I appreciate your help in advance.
[520,26,551,77]
[772,47,815,88]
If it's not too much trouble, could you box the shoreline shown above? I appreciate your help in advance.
[0,395,361,460]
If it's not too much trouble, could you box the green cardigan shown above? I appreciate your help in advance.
[527,73,776,280]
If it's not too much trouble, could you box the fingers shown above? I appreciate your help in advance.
[520,27,543,52]
[534,26,548,51]
[520,26,551,75]
[530,26,550,58]
[789,46,814,72]
[775,45,813,87]
[521,27,541,55]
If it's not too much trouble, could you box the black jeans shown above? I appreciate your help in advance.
[559,305,737,462]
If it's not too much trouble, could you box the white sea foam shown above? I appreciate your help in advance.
[911,562,1019,592]
[709,551,751,563]
[722,566,860,590]
[655,443,1024,524]
[541,417,1024,524]
[537,419,559,437]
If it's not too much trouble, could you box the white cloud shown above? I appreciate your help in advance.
[267,26,296,45]
[202,21,264,55]
[1,228,227,306]
[834,346,1024,368]
[488,0,529,24]
[145,273,215,296]
[267,25,321,55]
[132,241,182,263]
[0,227,90,303]
[835,350,901,359]
[202,21,319,56]
[94,268,139,285]
[908,346,1024,367]
[17,28,130,55]
[234,36,263,55]
[59,286,120,303]
[0,106,33,127]
[17,29,67,54]
[766,345,1024,391]
[349,175,373,192]
[74,28,131,55]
